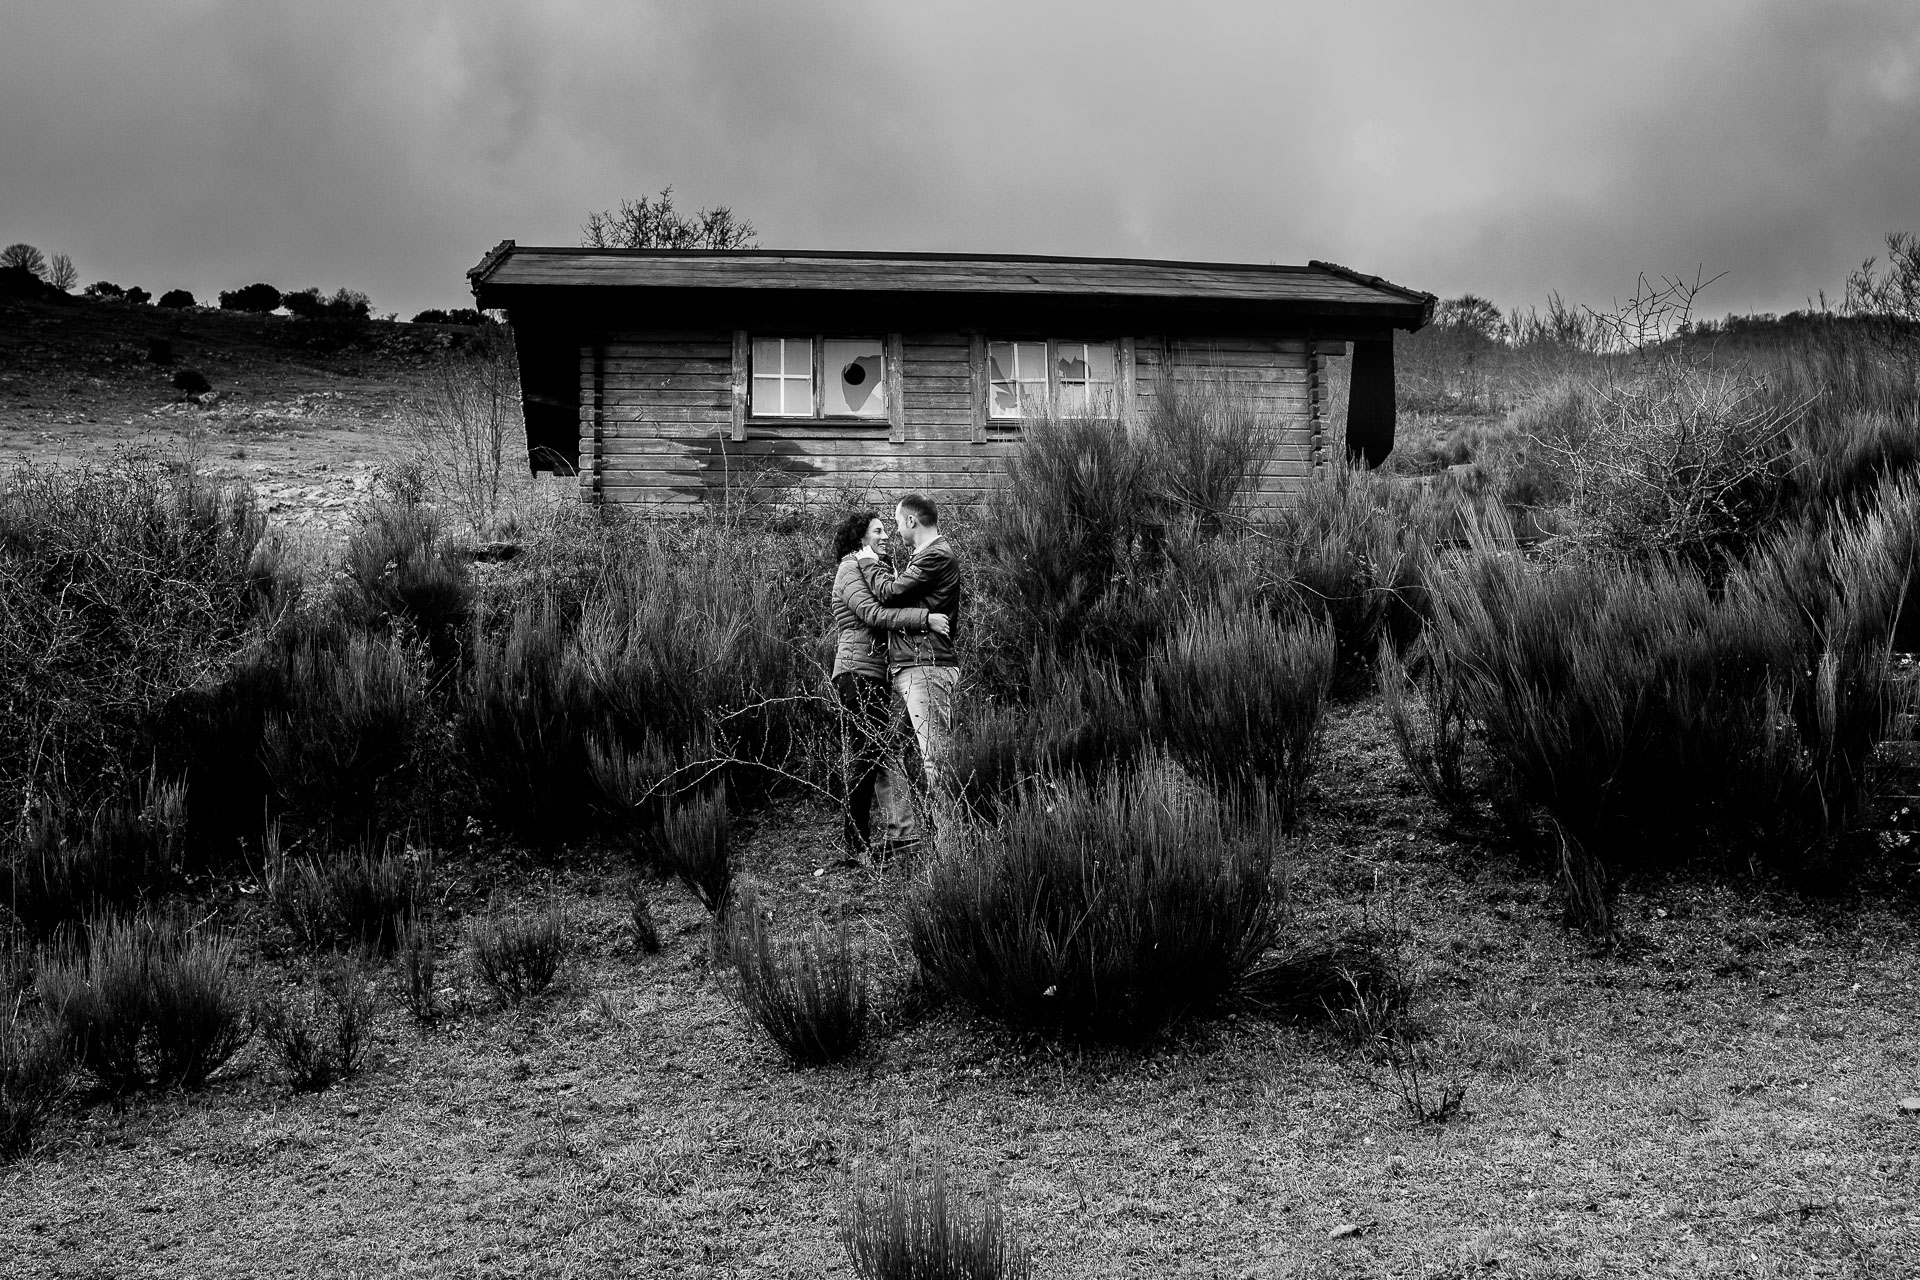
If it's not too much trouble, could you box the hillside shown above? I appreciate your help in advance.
[0,293,487,533]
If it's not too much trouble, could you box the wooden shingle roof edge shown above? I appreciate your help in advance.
[468,241,1435,323]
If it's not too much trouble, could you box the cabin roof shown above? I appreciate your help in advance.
[468,243,1433,326]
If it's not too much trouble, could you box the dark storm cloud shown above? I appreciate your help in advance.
[2,0,1915,318]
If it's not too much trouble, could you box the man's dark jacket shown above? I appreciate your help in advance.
[862,534,961,672]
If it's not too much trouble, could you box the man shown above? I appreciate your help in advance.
[856,493,961,812]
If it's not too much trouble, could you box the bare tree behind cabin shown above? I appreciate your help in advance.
[580,187,757,250]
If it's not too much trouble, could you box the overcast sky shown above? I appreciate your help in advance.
[4,1,1917,321]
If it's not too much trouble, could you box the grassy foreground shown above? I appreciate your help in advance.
[4,703,1915,1280]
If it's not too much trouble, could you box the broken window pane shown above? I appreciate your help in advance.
[1056,341,1118,416]
[751,337,813,416]
[988,341,1047,419]
[823,338,886,417]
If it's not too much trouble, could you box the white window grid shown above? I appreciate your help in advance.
[753,337,814,417]
[989,339,1119,423]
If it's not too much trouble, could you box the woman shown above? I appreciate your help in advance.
[830,510,949,858]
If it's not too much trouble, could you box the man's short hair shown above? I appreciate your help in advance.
[896,493,939,527]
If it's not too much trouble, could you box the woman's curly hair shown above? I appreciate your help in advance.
[830,509,881,561]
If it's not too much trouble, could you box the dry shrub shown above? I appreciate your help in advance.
[35,911,251,1094]
[396,329,524,533]
[907,766,1281,1042]
[457,599,603,843]
[1139,373,1275,534]
[840,1151,1034,1280]
[654,787,733,916]
[468,905,570,1005]
[3,772,187,939]
[1256,464,1441,685]
[1547,357,1800,579]
[1,1012,68,1159]
[260,631,431,843]
[0,462,268,821]
[729,885,868,1066]
[397,917,440,1023]
[257,958,377,1092]
[1378,637,1474,815]
[1146,608,1335,825]
[457,521,813,843]
[1413,482,1916,905]
[264,828,433,957]
[338,501,474,664]
[943,655,1150,821]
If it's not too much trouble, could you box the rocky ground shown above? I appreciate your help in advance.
[0,293,484,538]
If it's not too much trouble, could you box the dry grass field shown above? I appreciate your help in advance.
[3,289,1918,1279]
[4,702,1916,1279]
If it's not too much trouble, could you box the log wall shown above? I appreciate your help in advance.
[577,331,1330,510]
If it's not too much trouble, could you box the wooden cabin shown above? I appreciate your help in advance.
[466,245,1432,510]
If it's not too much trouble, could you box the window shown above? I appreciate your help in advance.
[987,339,1118,421]
[1055,341,1117,416]
[988,341,1047,418]
[751,336,887,419]
[822,339,886,418]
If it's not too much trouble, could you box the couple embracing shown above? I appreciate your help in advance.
[827,493,961,859]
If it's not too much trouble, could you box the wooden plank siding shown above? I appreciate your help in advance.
[579,332,1322,511]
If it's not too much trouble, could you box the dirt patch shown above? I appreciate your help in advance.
[0,294,482,538]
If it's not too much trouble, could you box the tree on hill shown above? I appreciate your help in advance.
[410,307,490,326]
[47,254,77,292]
[1,243,46,278]
[282,286,371,321]
[581,187,756,250]
[156,289,196,309]
[219,282,282,313]
[84,281,125,299]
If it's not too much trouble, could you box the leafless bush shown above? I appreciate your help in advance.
[0,462,267,821]
[398,327,525,532]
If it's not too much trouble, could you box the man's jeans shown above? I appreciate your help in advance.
[892,664,959,800]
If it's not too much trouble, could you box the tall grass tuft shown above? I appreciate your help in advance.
[654,787,733,916]
[906,766,1281,1042]
[260,631,430,843]
[1146,608,1334,825]
[1138,373,1275,535]
[840,1151,1034,1280]
[263,828,433,958]
[1409,483,1916,899]
[1378,637,1474,815]
[35,911,252,1094]
[728,885,868,1066]
[456,599,602,844]
[3,772,188,939]
[338,501,474,665]
[975,410,1166,671]
[468,904,570,1005]
[256,958,377,1092]
[943,655,1151,821]
[1,1012,69,1159]
[1258,464,1440,685]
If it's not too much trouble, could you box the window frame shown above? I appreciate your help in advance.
[981,336,1125,430]
[747,333,890,424]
